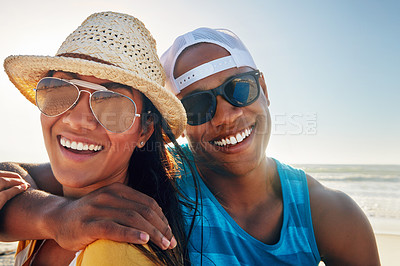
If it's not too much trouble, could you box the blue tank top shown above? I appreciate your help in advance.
[176,145,321,265]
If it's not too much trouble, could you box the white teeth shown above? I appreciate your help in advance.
[60,137,103,152]
[212,127,253,147]
[71,141,77,149]
[236,133,243,143]
[77,142,83,151]
[95,145,102,151]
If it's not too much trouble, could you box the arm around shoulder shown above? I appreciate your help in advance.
[0,162,61,194]
[307,175,380,266]
[0,162,64,241]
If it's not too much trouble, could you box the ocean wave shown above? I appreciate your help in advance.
[312,174,400,183]
[294,164,400,182]
[292,164,400,220]
[295,164,400,176]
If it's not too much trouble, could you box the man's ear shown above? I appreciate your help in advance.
[137,116,154,148]
[259,72,270,106]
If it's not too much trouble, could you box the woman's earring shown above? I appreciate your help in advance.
[140,141,144,146]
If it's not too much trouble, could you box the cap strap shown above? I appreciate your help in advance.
[174,56,237,92]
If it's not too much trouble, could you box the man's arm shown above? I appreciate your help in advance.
[18,162,62,194]
[308,175,380,266]
[0,162,176,251]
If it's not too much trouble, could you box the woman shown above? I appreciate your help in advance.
[4,11,191,265]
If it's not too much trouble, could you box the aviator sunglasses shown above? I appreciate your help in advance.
[34,77,140,133]
[180,70,261,125]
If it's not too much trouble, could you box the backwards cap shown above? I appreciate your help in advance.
[160,27,257,94]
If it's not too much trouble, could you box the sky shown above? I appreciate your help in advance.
[0,0,398,164]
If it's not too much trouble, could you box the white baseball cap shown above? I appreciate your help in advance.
[160,27,257,94]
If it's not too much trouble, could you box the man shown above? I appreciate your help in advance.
[0,28,379,265]
[160,28,379,265]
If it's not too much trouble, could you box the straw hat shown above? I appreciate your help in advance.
[4,11,186,137]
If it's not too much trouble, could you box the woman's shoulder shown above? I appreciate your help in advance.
[76,240,157,266]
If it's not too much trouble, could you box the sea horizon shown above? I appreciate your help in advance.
[292,163,400,236]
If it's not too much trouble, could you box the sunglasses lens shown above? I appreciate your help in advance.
[182,92,215,126]
[224,74,259,106]
[91,91,137,132]
[180,71,260,126]
[36,78,79,116]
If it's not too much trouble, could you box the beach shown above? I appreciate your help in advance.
[376,234,400,266]
[0,241,17,265]
[371,218,400,266]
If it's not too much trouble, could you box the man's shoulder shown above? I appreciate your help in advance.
[306,174,364,219]
[306,174,368,227]
[306,174,379,264]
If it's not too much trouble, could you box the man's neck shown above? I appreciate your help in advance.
[196,156,280,212]
[196,156,283,244]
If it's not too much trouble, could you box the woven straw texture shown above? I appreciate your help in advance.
[4,11,186,137]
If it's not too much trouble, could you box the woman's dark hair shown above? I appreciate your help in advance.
[127,94,195,265]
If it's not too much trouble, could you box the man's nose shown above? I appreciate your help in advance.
[61,91,98,132]
[210,95,243,128]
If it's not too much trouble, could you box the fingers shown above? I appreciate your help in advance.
[0,171,30,188]
[49,183,177,251]
[0,170,27,182]
[107,183,170,225]
[87,185,176,250]
[104,204,173,249]
[0,178,30,209]
[94,221,151,245]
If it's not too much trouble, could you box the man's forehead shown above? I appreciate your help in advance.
[173,43,231,79]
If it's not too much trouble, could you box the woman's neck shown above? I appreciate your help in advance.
[62,170,129,198]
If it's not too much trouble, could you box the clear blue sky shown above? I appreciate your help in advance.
[0,0,398,164]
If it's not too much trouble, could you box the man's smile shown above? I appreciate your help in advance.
[209,125,254,147]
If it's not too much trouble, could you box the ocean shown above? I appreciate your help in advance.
[294,164,400,234]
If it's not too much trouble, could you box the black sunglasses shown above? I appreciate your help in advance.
[180,70,261,125]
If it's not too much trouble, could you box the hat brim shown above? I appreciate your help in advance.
[4,55,186,138]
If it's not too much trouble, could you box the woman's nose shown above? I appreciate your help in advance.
[62,91,98,132]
